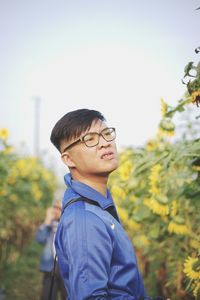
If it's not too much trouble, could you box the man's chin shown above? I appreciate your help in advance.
[99,165,118,177]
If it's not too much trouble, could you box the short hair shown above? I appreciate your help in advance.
[50,109,106,152]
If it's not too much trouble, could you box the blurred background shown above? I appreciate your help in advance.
[0,0,199,179]
[0,1,200,299]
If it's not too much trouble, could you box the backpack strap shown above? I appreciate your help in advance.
[62,196,99,213]
[48,253,57,300]
[62,196,120,222]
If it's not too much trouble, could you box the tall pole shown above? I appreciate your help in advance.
[33,96,41,156]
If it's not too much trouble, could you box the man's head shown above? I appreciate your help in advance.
[50,108,118,180]
[50,109,105,153]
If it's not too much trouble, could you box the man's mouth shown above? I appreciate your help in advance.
[101,152,114,160]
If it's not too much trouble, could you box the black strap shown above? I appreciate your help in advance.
[63,196,120,222]
[48,252,57,300]
[106,205,120,223]
[48,196,119,300]
[62,196,99,212]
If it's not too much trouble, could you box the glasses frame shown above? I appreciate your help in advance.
[61,127,116,154]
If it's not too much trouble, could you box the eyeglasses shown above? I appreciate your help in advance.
[62,127,116,153]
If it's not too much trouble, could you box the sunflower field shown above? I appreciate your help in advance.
[1,60,200,300]
[0,129,57,292]
[109,60,200,299]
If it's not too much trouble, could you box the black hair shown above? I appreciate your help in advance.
[50,109,106,152]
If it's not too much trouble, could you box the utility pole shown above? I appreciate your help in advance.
[33,96,41,156]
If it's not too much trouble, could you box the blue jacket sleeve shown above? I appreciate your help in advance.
[56,206,113,300]
[35,224,51,244]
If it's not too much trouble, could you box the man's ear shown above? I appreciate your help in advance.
[61,152,76,168]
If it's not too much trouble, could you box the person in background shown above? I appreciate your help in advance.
[50,108,150,299]
[35,200,66,300]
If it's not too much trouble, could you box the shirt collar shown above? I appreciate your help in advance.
[64,173,114,209]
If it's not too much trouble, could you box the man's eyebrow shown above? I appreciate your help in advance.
[84,127,108,134]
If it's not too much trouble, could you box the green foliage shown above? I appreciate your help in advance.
[109,93,200,299]
[1,239,43,300]
[0,132,57,281]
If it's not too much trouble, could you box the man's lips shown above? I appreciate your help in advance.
[101,151,115,159]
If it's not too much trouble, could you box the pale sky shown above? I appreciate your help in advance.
[0,0,199,179]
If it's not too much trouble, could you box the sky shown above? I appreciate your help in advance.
[0,0,199,179]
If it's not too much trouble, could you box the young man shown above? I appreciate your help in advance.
[50,109,148,299]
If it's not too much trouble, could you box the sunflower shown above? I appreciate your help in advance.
[111,185,126,201]
[192,165,200,171]
[118,161,133,181]
[149,186,160,195]
[145,197,169,216]
[168,217,189,235]
[158,128,175,137]
[9,194,18,203]
[170,200,178,217]
[159,118,175,137]
[184,256,200,280]
[117,207,141,232]
[146,139,158,151]
[0,189,7,196]
[160,98,168,117]
[189,239,200,250]
[191,90,200,107]
[3,146,14,154]
[134,235,150,248]
[128,219,141,231]
[116,206,129,224]
[150,164,162,176]
[0,128,9,140]
[149,164,162,192]
[32,183,43,201]
[129,194,137,203]
[192,280,200,298]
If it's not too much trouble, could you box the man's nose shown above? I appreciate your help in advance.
[98,134,110,147]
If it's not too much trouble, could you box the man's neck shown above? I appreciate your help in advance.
[71,172,108,197]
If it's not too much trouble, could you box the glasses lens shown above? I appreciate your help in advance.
[83,133,99,147]
[102,128,116,141]
[82,128,116,147]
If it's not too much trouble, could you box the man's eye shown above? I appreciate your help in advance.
[84,134,95,142]
[105,131,112,136]
[104,130,113,136]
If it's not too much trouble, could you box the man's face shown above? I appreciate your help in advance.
[61,119,118,178]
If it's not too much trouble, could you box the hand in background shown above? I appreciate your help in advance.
[44,207,55,225]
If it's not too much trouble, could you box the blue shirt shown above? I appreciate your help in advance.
[55,173,148,299]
